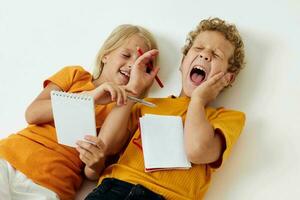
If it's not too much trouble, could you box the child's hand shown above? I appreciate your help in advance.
[87,82,128,106]
[191,72,232,106]
[126,49,160,97]
[76,135,106,173]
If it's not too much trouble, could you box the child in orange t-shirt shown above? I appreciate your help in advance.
[83,17,246,200]
[0,24,160,200]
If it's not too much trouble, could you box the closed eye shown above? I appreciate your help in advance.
[213,51,223,60]
[214,49,224,59]
[213,53,220,58]
[194,47,204,51]
[121,53,130,58]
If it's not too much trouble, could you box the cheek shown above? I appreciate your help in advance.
[103,62,120,75]
[207,62,226,79]
[180,64,190,77]
[214,60,229,72]
[181,56,192,73]
[222,62,230,72]
[110,59,123,68]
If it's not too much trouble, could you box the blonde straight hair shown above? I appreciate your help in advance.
[93,24,158,80]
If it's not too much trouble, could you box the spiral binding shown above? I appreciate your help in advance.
[51,90,92,101]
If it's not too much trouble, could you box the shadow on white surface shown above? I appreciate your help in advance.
[75,180,96,200]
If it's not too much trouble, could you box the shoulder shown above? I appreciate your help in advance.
[43,65,93,90]
[206,107,246,122]
[206,107,246,139]
[53,65,92,81]
[59,65,90,75]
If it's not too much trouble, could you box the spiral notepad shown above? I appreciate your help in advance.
[51,91,96,147]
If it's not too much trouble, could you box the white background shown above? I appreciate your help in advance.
[0,0,299,199]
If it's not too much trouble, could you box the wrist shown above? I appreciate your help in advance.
[191,96,207,107]
[125,84,144,98]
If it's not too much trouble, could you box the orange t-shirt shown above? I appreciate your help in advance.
[0,66,114,200]
[99,96,245,200]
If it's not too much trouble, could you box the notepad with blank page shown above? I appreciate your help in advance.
[50,91,96,147]
[139,114,191,172]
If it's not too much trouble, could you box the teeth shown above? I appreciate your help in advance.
[193,66,205,71]
[120,70,130,78]
[193,66,207,75]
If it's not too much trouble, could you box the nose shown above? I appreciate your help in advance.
[199,51,211,62]
[128,58,135,69]
[127,61,134,71]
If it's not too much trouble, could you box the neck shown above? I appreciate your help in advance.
[92,75,107,87]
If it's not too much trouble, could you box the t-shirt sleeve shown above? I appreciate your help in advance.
[208,108,246,169]
[43,66,92,91]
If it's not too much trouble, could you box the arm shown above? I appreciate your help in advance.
[184,98,223,164]
[75,83,129,180]
[184,72,231,164]
[25,82,62,124]
[76,135,107,180]
[26,80,128,125]
[78,102,135,180]
[99,101,135,155]
[101,49,160,155]
[78,49,159,180]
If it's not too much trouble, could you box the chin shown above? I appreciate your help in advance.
[117,79,129,86]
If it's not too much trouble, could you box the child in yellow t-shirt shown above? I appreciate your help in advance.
[83,17,246,200]
[0,24,159,200]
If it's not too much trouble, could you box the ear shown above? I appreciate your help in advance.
[228,72,236,84]
[179,56,185,72]
[102,55,109,64]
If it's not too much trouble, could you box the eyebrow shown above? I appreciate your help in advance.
[121,48,131,52]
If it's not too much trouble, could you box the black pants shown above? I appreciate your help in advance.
[85,178,165,200]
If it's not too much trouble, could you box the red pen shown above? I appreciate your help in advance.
[137,48,164,88]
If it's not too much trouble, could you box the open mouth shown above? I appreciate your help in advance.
[190,66,206,85]
[119,69,130,82]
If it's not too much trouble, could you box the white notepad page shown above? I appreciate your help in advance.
[51,91,96,147]
[139,114,191,172]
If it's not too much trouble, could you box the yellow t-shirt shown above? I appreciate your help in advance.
[99,96,245,200]
[0,66,114,200]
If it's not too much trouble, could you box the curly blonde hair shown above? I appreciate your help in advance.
[182,17,245,75]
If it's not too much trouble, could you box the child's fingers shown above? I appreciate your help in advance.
[78,152,90,164]
[94,137,106,150]
[138,49,159,62]
[216,73,231,89]
[103,84,117,101]
[76,146,93,162]
[109,85,126,105]
[76,140,105,164]
[115,87,125,105]
[207,72,224,86]
[120,87,127,104]
[84,135,106,154]
[84,135,98,144]
[135,49,159,69]
[76,140,98,155]
[212,73,231,95]
[149,66,160,79]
